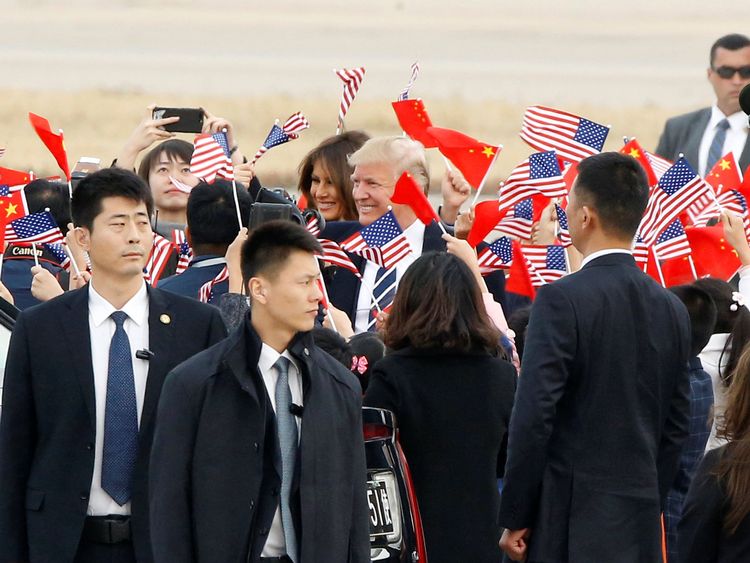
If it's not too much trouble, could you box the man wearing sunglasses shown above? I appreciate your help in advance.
[656,33,750,176]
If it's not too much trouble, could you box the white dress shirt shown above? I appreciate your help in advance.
[698,105,749,177]
[580,248,632,268]
[354,219,426,333]
[257,343,304,558]
[87,281,149,516]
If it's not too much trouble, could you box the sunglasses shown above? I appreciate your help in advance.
[713,65,750,79]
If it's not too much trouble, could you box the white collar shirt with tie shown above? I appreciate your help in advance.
[698,104,749,176]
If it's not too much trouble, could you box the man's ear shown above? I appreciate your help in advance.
[580,205,594,229]
[248,277,267,304]
[74,226,91,252]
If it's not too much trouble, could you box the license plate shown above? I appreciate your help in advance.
[367,479,395,536]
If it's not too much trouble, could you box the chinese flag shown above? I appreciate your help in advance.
[660,256,696,287]
[737,164,750,204]
[297,193,309,210]
[685,225,741,281]
[561,161,579,193]
[391,99,437,148]
[706,152,742,194]
[425,126,501,188]
[0,188,29,246]
[506,240,536,300]
[467,200,508,247]
[0,167,32,188]
[28,112,71,181]
[391,172,440,225]
[620,139,658,187]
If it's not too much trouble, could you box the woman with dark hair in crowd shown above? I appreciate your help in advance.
[363,251,516,563]
[297,131,369,221]
[678,340,750,561]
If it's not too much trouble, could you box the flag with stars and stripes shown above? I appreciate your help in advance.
[632,236,649,266]
[252,112,310,164]
[190,132,234,183]
[499,151,567,209]
[638,157,714,246]
[143,232,175,286]
[521,244,568,286]
[555,204,572,247]
[477,236,513,274]
[493,198,535,240]
[398,61,420,101]
[653,219,691,260]
[198,266,229,303]
[44,242,71,270]
[341,210,411,270]
[318,239,361,277]
[4,211,64,244]
[646,151,673,181]
[334,67,365,133]
[172,229,192,275]
[305,214,321,237]
[521,106,609,163]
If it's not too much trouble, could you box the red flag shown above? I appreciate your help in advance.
[505,240,536,300]
[0,188,30,247]
[467,200,508,247]
[391,172,440,225]
[28,113,71,181]
[706,152,742,194]
[561,161,578,194]
[391,99,437,148]
[0,167,32,188]
[425,126,501,188]
[620,139,658,187]
[685,225,741,281]
[297,193,309,210]
[660,256,697,287]
[740,165,750,205]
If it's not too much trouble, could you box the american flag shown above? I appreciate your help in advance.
[0,184,22,197]
[493,198,534,240]
[169,175,194,194]
[686,188,746,227]
[638,157,714,245]
[646,151,672,181]
[520,106,609,163]
[190,132,234,183]
[632,236,649,266]
[44,242,71,270]
[477,236,513,274]
[172,229,192,275]
[198,266,229,303]
[334,67,365,133]
[398,61,420,101]
[521,245,568,286]
[653,219,691,260]
[143,232,175,285]
[499,151,567,209]
[318,239,361,277]
[251,112,310,164]
[555,204,572,246]
[341,210,411,269]
[4,211,64,244]
[305,215,321,237]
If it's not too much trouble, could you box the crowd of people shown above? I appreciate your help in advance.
[0,31,748,563]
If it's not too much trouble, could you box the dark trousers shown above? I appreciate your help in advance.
[74,538,136,563]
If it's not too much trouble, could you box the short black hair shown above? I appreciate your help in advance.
[187,180,251,247]
[137,139,194,185]
[241,220,322,286]
[574,152,649,239]
[670,285,718,357]
[24,179,71,235]
[710,33,750,67]
[72,168,154,231]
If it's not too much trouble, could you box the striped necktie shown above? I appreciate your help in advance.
[368,266,397,331]
[706,118,730,175]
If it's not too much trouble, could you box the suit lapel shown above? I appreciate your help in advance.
[61,286,96,429]
[140,287,175,432]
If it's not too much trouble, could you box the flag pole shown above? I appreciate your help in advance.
[523,251,548,287]
[651,247,666,287]
[687,255,699,280]
[0,242,5,280]
[471,145,502,207]
[63,243,82,277]
[32,242,39,268]
[223,127,244,231]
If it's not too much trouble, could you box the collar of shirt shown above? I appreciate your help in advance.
[580,248,632,268]
[258,342,300,380]
[402,218,426,255]
[189,255,227,269]
[88,281,149,328]
[710,104,749,133]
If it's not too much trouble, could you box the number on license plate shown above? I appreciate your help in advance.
[367,480,394,536]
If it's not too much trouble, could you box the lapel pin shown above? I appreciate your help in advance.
[160,314,171,325]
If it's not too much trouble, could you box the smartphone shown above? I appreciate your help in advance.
[248,203,294,232]
[152,107,204,133]
[72,157,101,177]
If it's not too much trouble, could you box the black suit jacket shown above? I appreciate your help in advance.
[364,347,516,563]
[498,253,691,563]
[0,285,227,563]
[655,107,750,173]
[149,316,370,563]
[321,221,507,323]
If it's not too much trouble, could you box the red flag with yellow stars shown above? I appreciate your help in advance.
[0,187,29,246]
[706,152,742,194]
[391,99,437,148]
[685,225,741,281]
[28,112,71,181]
[659,256,697,287]
[620,139,658,187]
[425,126,501,189]
[0,167,32,188]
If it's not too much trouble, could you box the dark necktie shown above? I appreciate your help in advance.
[273,356,299,562]
[101,311,139,506]
[706,118,730,174]
[368,266,397,331]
